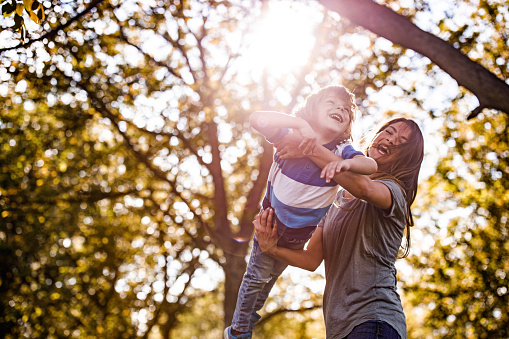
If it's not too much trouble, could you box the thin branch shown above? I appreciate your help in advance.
[256,304,322,327]
[118,27,183,81]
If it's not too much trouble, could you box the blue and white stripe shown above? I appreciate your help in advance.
[263,129,364,229]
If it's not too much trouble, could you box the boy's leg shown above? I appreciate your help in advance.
[246,236,307,332]
[231,237,278,333]
[247,257,287,332]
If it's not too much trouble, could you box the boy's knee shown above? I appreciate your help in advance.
[244,272,272,285]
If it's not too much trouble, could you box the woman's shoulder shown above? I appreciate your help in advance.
[373,178,407,212]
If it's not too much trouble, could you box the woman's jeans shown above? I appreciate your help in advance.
[231,234,308,333]
[344,321,401,339]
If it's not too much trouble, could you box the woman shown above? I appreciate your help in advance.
[254,118,424,339]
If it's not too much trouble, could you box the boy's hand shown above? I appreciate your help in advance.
[320,160,351,183]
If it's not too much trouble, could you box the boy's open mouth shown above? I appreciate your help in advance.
[329,114,343,123]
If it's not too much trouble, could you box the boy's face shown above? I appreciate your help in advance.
[309,93,351,143]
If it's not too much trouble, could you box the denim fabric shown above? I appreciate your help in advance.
[344,321,401,339]
[231,234,308,333]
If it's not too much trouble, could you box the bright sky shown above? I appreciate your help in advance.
[237,0,322,77]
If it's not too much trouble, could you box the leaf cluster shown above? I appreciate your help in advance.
[1,0,45,40]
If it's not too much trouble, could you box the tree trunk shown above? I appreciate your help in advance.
[223,252,249,328]
[320,0,509,119]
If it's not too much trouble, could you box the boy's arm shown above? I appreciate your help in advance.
[274,133,377,175]
[311,148,391,209]
[249,111,317,150]
[336,155,378,175]
[275,135,391,209]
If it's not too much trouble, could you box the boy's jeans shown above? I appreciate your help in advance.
[231,234,309,333]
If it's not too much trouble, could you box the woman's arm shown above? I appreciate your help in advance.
[254,208,324,272]
[275,134,392,209]
[321,164,392,209]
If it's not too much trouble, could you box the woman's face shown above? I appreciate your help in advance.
[368,121,412,165]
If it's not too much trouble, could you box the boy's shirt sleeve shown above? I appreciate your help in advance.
[336,143,365,159]
[265,128,290,144]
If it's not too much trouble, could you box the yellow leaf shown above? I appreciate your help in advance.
[29,10,39,24]
[37,6,44,21]
[16,2,24,16]
[23,0,33,11]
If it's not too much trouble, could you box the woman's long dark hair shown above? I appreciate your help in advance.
[368,118,424,258]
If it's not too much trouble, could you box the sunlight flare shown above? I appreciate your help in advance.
[242,1,321,76]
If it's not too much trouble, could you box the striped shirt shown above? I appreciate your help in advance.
[262,128,364,239]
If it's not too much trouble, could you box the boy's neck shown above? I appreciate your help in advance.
[307,121,347,145]
[320,135,347,146]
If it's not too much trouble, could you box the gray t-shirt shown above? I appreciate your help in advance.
[318,179,407,339]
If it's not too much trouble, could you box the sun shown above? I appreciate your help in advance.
[242,0,321,76]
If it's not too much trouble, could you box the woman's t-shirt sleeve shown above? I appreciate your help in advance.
[378,179,407,220]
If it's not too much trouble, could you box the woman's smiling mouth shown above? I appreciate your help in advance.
[377,144,390,155]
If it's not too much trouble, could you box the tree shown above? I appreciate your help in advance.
[401,0,509,336]
[0,75,153,338]
[4,0,509,119]
[1,0,412,336]
[404,112,509,338]
[4,0,508,337]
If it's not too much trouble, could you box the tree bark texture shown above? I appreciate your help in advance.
[320,0,509,119]
[223,252,249,328]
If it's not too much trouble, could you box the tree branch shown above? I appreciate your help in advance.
[257,304,322,328]
[118,27,183,81]
[319,0,509,118]
[0,0,107,54]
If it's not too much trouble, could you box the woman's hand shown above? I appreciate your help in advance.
[274,133,306,159]
[321,160,351,183]
[253,208,279,254]
[296,122,319,155]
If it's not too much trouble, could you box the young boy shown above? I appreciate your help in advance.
[225,85,377,339]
